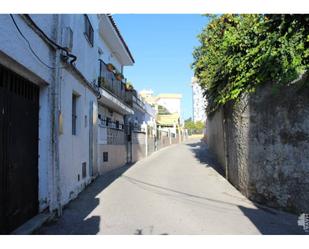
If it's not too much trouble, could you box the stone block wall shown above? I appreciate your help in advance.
[207,76,309,213]
[206,107,226,172]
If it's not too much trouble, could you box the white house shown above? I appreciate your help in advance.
[0,14,60,233]
[95,14,135,174]
[0,14,135,234]
[191,77,207,123]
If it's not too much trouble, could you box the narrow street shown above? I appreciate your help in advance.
[38,139,304,235]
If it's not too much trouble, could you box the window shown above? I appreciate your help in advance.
[82,162,87,179]
[72,93,78,135]
[103,152,108,162]
[106,117,111,127]
[84,14,94,46]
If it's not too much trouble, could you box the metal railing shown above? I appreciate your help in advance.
[124,89,146,109]
[99,60,126,100]
[99,60,147,110]
[98,116,125,130]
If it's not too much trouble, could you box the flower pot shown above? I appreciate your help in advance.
[107,63,114,72]
[98,76,106,87]
[116,74,123,81]
[125,84,133,91]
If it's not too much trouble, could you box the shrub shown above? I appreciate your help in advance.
[192,14,309,114]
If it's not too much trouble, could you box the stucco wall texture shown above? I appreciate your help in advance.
[132,132,146,162]
[206,107,226,170]
[207,78,309,213]
[98,144,127,175]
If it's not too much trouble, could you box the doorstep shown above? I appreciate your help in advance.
[11,211,55,235]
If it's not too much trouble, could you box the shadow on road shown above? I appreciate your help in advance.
[238,205,306,235]
[37,163,134,235]
[122,175,250,212]
[187,140,225,176]
[186,140,305,235]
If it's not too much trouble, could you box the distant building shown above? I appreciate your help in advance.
[139,89,157,106]
[140,90,182,136]
[156,93,182,116]
[191,77,207,122]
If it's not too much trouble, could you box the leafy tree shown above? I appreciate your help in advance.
[184,118,205,134]
[192,14,309,115]
[195,121,205,133]
[158,105,171,115]
[184,118,195,130]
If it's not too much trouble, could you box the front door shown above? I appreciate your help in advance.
[0,64,39,234]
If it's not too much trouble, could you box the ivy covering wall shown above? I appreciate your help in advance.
[192,14,309,114]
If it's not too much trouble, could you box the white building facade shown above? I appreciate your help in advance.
[0,14,135,234]
[156,93,182,116]
[191,77,207,122]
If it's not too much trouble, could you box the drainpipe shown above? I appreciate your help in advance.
[50,14,62,217]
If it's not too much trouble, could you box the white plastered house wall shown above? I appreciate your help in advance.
[57,14,100,206]
[0,14,57,212]
[95,14,135,175]
[0,14,135,218]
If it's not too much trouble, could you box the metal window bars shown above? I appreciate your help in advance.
[98,116,125,130]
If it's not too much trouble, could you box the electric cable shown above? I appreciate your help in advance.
[10,14,68,70]
[23,14,77,64]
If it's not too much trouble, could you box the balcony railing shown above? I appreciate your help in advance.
[98,116,125,130]
[124,89,145,109]
[99,60,126,101]
[99,60,146,110]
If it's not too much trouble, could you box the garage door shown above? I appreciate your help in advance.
[0,64,39,234]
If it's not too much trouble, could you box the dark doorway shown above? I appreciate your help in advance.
[0,64,39,234]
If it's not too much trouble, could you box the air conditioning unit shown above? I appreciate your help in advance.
[62,27,73,52]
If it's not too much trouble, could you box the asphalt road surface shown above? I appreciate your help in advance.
[38,139,305,235]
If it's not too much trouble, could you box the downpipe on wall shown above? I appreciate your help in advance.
[50,14,62,217]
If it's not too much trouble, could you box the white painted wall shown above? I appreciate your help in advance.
[58,70,97,205]
[97,33,122,72]
[192,77,207,122]
[0,14,134,214]
[61,14,124,81]
[157,97,181,115]
[0,15,54,84]
[0,14,55,212]
[56,14,129,205]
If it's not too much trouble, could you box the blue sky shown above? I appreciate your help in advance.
[113,14,209,120]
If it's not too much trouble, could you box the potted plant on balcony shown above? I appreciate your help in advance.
[125,82,133,91]
[98,76,106,87]
[107,63,115,72]
[115,72,124,81]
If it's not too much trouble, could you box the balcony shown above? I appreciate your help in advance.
[157,113,180,127]
[99,60,126,100]
[124,89,146,110]
[98,60,134,115]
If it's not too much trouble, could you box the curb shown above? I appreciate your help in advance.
[11,211,55,235]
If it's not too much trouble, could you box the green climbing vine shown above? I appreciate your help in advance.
[192,14,309,114]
